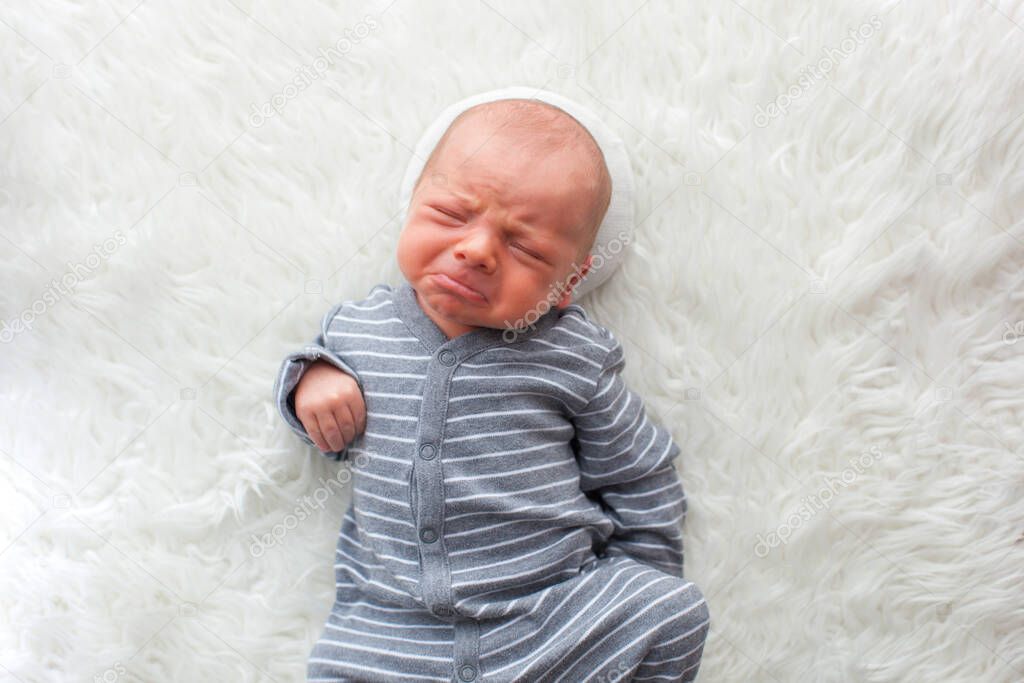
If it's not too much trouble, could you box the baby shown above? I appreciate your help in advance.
[273,98,710,682]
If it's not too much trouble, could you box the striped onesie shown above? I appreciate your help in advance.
[273,280,710,682]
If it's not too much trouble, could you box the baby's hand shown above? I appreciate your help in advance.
[293,360,367,453]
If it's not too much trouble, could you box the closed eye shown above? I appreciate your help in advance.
[431,207,464,222]
[512,242,544,262]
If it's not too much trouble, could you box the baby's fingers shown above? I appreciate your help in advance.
[319,409,354,453]
[333,403,359,449]
[327,405,360,454]
[301,411,327,452]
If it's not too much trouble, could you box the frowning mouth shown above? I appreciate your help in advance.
[432,273,487,303]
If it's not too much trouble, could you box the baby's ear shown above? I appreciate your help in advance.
[555,254,593,307]
[576,255,594,287]
[577,253,594,278]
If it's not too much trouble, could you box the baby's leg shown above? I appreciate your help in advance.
[629,578,710,682]
[525,557,710,683]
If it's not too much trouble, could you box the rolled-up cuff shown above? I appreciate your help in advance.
[272,344,363,462]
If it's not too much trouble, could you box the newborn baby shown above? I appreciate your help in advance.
[273,98,710,682]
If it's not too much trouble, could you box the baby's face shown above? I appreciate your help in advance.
[396,118,595,339]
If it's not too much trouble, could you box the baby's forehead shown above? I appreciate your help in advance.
[442,153,592,211]
[440,121,594,185]
[463,110,581,147]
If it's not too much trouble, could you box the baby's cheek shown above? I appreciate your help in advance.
[403,226,448,265]
[396,230,428,276]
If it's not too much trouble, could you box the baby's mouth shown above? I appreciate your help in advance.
[432,272,488,304]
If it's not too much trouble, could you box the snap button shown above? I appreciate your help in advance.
[459,664,477,681]
[419,443,436,460]
[438,349,456,365]
[432,605,452,617]
[420,527,437,543]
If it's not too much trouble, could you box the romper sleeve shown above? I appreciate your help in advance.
[272,302,365,462]
[570,333,687,577]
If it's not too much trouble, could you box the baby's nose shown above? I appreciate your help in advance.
[454,233,497,269]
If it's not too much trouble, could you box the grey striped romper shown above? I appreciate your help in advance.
[273,280,710,682]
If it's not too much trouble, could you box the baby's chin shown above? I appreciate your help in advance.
[438,308,506,332]
[432,299,532,333]
[418,285,550,334]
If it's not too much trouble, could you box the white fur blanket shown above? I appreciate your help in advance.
[3,1,1023,681]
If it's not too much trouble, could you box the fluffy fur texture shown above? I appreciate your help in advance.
[2,1,1023,681]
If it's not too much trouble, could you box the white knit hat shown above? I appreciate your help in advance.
[398,86,635,301]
